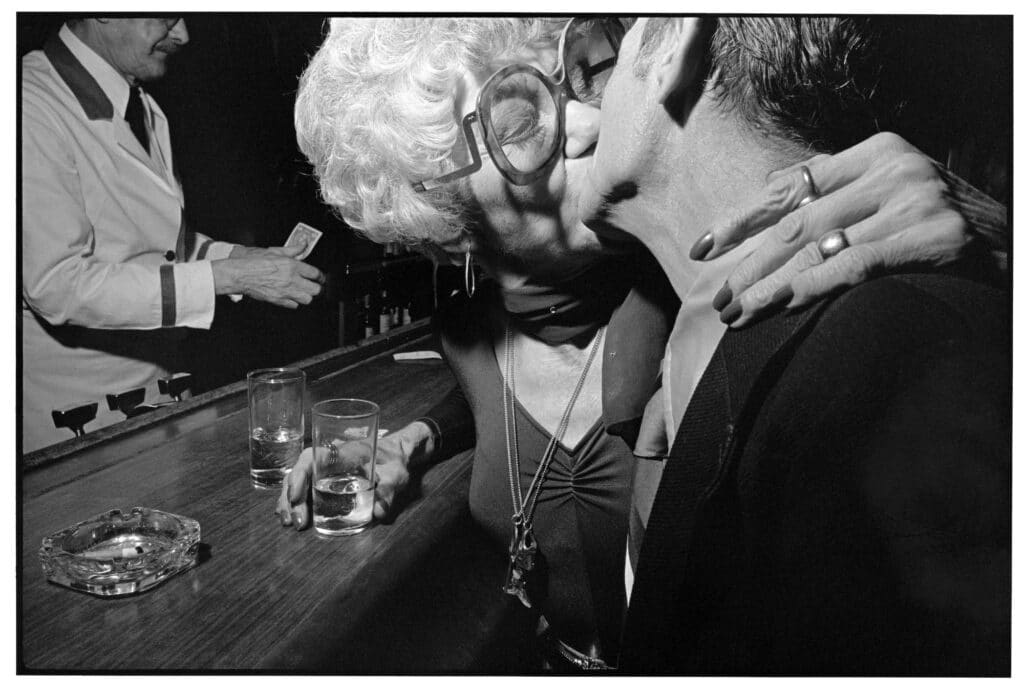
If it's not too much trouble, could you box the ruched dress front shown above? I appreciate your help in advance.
[435,287,634,661]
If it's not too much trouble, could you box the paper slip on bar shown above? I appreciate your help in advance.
[393,351,442,361]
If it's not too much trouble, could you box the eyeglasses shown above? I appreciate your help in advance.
[412,17,625,193]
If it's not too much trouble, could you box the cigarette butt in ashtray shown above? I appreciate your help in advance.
[82,545,146,560]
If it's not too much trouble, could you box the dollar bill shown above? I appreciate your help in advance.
[285,222,323,260]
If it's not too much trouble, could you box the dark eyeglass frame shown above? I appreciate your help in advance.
[412,17,624,193]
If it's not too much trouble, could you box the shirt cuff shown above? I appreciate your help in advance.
[171,261,218,328]
[204,241,237,261]
[205,242,243,301]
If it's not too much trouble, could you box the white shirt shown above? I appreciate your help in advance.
[625,234,765,602]
[20,25,236,451]
[662,239,765,447]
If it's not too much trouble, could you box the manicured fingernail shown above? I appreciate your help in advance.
[689,232,714,261]
[712,282,732,312]
[720,301,742,326]
[772,285,794,307]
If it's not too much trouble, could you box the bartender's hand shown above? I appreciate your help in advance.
[227,245,305,260]
[692,132,1002,329]
[276,422,435,528]
[212,244,324,309]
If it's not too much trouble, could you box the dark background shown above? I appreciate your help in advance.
[17,14,1012,392]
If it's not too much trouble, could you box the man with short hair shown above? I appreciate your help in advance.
[580,17,1009,674]
[21,17,326,452]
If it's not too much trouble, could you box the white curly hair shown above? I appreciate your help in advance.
[295,17,563,248]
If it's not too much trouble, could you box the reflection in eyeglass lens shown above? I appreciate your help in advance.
[564,20,621,106]
[490,72,559,173]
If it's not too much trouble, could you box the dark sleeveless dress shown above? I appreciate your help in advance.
[433,286,634,660]
[419,253,680,664]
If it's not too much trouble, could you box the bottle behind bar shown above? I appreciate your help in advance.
[362,294,374,340]
[379,289,391,334]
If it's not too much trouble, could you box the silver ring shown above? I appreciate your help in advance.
[797,165,820,208]
[817,229,851,260]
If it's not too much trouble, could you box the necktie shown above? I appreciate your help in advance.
[125,86,149,153]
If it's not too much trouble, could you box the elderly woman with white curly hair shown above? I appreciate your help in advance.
[277,17,1004,670]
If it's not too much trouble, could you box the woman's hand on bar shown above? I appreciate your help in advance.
[276,422,437,528]
[370,434,412,519]
[276,447,315,529]
[368,421,438,519]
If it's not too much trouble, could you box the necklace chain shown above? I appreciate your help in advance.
[502,324,604,529]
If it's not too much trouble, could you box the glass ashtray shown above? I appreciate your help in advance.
[39,507,200,597]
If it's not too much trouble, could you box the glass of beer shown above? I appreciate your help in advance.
[310,399,379,536]
[246,368,306,489]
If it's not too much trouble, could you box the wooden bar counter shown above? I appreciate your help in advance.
[19,323,524,672]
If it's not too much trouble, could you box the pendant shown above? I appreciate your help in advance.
[503,522,537,608]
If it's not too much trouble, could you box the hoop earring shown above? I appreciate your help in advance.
[464,250,476,298]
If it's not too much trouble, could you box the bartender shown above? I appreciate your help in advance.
[21,17,325,452]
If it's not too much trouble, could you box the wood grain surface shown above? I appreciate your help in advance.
[19,335,521,672]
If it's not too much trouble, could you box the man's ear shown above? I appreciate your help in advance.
[653,18,708,106]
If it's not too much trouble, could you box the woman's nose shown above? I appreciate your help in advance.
[564,100,600,159]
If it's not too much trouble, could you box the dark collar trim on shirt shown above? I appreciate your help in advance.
[43,33,114,121]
